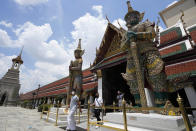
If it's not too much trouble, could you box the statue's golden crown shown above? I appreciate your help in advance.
[124,1,144,22]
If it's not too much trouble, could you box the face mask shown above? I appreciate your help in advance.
[72,91,75,95]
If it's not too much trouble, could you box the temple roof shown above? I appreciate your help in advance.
[92,23,126,68]
[20,67,97,100]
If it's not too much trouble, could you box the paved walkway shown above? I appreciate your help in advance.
[0,106,64,131]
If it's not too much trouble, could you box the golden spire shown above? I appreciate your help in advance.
[105,15,110,23]
[19,45,24,58]
[96,47,99,56]
[12,46,24,64]
[117,20,122,28]
[127,1,133,13]
[77,38,82,50]
[74,38,85,56]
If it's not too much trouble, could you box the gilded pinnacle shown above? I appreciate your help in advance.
[19,45,24,57]
[105,15,110,23]
[12,47,24,64]
[127,1,133,12]
[77,38,82,50]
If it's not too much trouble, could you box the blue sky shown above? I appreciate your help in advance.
[0,0,178,93]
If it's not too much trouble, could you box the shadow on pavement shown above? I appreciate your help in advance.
[59,126,86,131]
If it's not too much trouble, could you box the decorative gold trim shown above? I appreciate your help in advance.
[104,34,122,58]
[130,42,147,108]
[126,68,136,74]
[97,70,102,77]
[177,94,193,130]
[147,58,161,69]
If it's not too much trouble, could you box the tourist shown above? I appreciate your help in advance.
[91,92,103,128]
[89,93,95,118]
[66,90,81,131]
[117,90,124,111]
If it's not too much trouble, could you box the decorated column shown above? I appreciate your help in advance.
[61,97,66,106]
[47,97,51,104]
[144,88,155,107]
[97,70,102,99]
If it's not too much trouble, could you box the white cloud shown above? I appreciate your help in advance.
[14,0,48,6]
[167,1,178,8]
[71,5,108,68]
[14,22,69,64]
[0,29,19,47]
[0,22,70,93]
[0,53,16,78]
[14,22,72,93]
[159,26,164,32]
[0,21,13,28]
[112,18,127,29]
[92,5,103,16]
[35,61,66,76]
[20,62,65,93]
[0,5,124,93]
[0,29,12,47]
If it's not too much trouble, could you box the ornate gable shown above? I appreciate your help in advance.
[92,23,125,67]
[104,33,122,58]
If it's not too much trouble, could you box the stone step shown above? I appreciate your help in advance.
[47,112,87,121]
[103,112,193,131]
[77,119,154,131]
[49,107,87,114]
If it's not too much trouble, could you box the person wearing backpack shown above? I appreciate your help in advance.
[91,92,103,128]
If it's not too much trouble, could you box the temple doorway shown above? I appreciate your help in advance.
[102,62,135,106]
[0,93,7,106]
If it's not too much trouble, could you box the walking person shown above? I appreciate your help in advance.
[89,93,95,118]
[117,90,124,111]
[66,90,81,131]
[91,92,103,128]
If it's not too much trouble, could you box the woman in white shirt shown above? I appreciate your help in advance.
[66,90,81,131]
[92,92,103,125]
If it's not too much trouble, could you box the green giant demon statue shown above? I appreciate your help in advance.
[121,1,168,107]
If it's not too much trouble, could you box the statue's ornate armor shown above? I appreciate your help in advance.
[70,58,83,95]
[121,20,168,107]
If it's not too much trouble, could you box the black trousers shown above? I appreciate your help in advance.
[94,109,101,123]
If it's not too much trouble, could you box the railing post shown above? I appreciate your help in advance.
[177,94,192,131]
[113,101,116,112]
[46,105,50,122]
[55,105,59,126]
[122,99,128,131]
[87,100,90,131]
[102,103,105,122]
[40,104,45,119]
[78,102,81,124]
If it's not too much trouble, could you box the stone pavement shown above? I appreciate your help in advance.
[0,106,64,131]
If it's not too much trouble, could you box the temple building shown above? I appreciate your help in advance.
[20,68,97,106]
[0,49,23,106]
[91,0,196,120]
[20,0,196,116]
[159,0,196,28]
